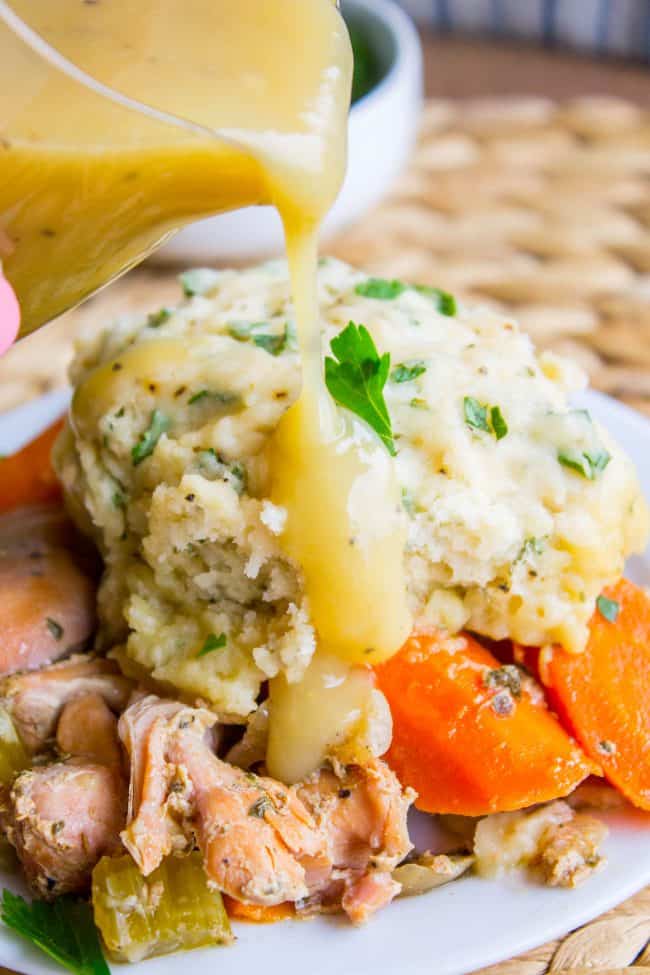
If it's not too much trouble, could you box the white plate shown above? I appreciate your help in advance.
[1,387,650,975]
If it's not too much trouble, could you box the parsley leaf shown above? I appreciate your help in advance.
[355,278,406,300]
[46,618,64,641]
[413,284,457,316]
[558,447,611,480]
[596,594,620,623]
[464,397,509,440]
[491,405,509,440]
[391,362,427,384]
[131,410,170,467]
[464,396,490,433]
[324,321,396,456]
[1,890,109,975]
[179,268,220,297]
[354,277,457,313]
[147,307,171,327]
[197,632,227,657]
[228,321,290,357]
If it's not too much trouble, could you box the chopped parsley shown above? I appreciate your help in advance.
[391,362,427,384]
[596,594,620,623]
[413,284,457,317]
[324,321,395,456]
[0,890,109,975]
[248,796,272,819]
[197,632,227,657]
[228,321,291,357]
[519,536,545,560]
[464,397,490,433]
[131,410,170,466]
[490,406,509,441]
[464,397,509,440]
[147,307,171,328]
[558,447,611,480]
[188,389,237,407]
[111,490,126,510]
[354,277,457,316]
[355,278,406,300]
[179,268,220,297]
[46,618,64,641]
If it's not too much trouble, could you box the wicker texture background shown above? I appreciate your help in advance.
[1,95,650,973]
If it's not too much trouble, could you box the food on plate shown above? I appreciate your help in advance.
[375,631,598,815]
[53,259,647,720]
[0,262,649,969]
[527,578,650,810]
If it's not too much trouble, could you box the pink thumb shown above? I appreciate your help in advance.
[0,275,19,355]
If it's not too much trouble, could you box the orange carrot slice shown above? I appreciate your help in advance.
[545,579,650,810]
[0,418,63,513]
[223,896,294,924]
[375,631,597,816]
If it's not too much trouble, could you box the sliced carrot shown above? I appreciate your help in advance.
[542,579,650,811]
[375,631,597,816]
[223,896,294,924]
[0,418,63,513]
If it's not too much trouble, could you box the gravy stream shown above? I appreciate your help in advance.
[1,0,412,781]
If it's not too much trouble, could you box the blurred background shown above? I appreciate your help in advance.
[2,0,649,418]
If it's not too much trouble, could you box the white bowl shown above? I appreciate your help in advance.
[158,0,423,264]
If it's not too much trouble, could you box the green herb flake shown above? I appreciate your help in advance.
[0,889,109,975]
[413,284,457,317]
[355,278,406,301]
[253,330,287,356]
[558,447,611,481]
[147,307,171,328]
[391,362,427,384]
[248,796,272,819]
[410,397,428,410]
[111,491,126,510]
[179,268,220,297]
[596,594,620,623]
[490,406,509,441]
[464,396,490,433]
[188,390,210,405]
[197,632,227,658]
[228,321,289,357]
[46,618,64,641]
[324,321,396,456]
[131,410,170,467]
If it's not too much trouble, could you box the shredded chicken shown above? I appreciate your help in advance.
[537,814,608,888]
[118,694,413,923]
[0,760,126,898]
[1,656,133,752]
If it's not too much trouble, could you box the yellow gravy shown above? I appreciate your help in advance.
[0,0,411,782]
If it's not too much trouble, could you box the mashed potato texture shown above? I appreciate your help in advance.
[54,259,648,717]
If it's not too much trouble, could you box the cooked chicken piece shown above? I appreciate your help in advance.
[296,760,414,920]
[118,695,413,923]
[57,693,123,767]
[119,695,325,903]
[2,656,133,752]
[0,504,98,678]
[538,813,608,888]
[0,760,126,898]
[118,695,200,874]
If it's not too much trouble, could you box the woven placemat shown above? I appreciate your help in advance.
[1,95,650,974]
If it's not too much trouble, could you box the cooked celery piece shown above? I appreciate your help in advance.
[92,853,233,962]
[0,706,28,786]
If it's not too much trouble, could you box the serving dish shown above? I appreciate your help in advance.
[158,0,423,263]
[1,386,649,975]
